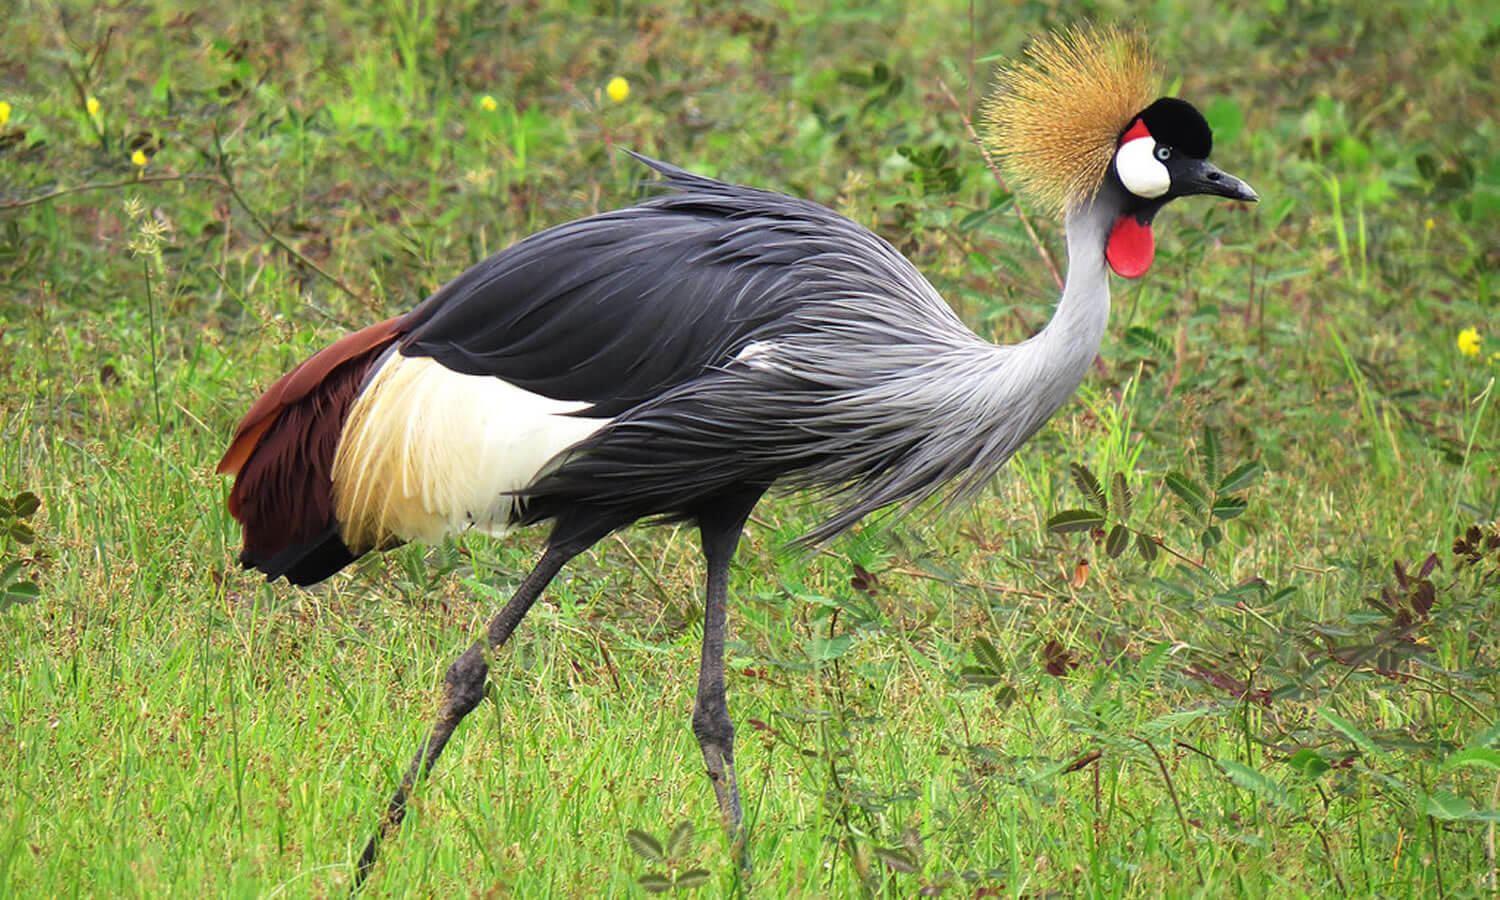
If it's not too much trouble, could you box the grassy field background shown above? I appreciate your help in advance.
[3,1,1499,896]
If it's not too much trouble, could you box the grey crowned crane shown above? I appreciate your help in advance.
[216,27,1256,883]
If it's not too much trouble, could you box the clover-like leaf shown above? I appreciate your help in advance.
[1070,463,1106,513]
[1046,509,1105,534]
[1217,461,1262,493]
[638,873,673,893]
[873,845,919,873]
[1109,472,1132,522]
[666,821,694,860]
[1211,496,1248,520]
[1165,472,1208,515]
[627,829,665,863]
[971,636,1005,676]
[11,492,39,518]
[1105,524,1130,559]
[1197,426,1221,487]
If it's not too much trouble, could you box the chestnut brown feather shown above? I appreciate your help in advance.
[218,316,403,479]
[220,317,403,582]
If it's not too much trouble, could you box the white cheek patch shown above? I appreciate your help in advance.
[1115,137,1171,199]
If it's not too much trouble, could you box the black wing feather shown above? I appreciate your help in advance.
[399,155,837,416]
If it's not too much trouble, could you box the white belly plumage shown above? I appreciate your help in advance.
[331,353,611,551]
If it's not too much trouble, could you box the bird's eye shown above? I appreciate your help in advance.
[1155,145,1171,161]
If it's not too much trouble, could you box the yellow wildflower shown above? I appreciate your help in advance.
[479,94,498,112]
[1424,218,1435,231]
[86,96,100,116]
[1458,327,1482,358]
[606,76,629,104]
[131,149,148,167]
[463,167,495,187]
[0,101,10,127]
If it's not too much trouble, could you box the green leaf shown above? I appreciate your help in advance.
[666,821,694,859]
[1139,706,1218,735]
[1217,461,1262,493]
[1200,526,1222,549]
[1136,532,1159,563]
[3,580,38,599]
[1287,748,1331,778]
[0,496,11,518]
[1317,707,1385,759]
[1105,524,1130,559]
[638,873,673,893]
[971,636,1005,676]
[1219,759,1294,810]
[957,192,1013,231]
[1335,135,1370,170]
[627,829,666,863]
[1211,497,1248,520]
[1123,325,1171,358]
[11,492,39,518]
[1153,577,1193,598]
[675,869,711,890]
[8,521,35,544]
[2,580,39,609]
[1198,426,1221,488]
[1070,463,1107,513]
[1164,472,1208,515]
[1421,791,1500,822]
[1046,509,1105,534]
[1440,747,1500,772]
[806,634,853,661]
[873,845,919,873]
[1463,720,1500,750]
[960,666,1005,686]
[1110,472,1132,522]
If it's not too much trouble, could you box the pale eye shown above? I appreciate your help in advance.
[1155,145,1171,161]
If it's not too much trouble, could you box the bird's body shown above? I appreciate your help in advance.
[216,27,1257,884]
[223,160,1115,583]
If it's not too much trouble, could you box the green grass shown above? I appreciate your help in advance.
[3,1,1499,896]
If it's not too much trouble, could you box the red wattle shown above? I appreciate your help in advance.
[1106,215,1154,279]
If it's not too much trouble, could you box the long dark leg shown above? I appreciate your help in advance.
[691,491,762,851]
[354,534,588,888]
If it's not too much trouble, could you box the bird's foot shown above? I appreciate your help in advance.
[701,745,751,874]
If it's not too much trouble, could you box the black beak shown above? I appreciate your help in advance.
[1174,159,1258,203]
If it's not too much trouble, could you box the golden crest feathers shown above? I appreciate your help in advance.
[982,26,1160,215]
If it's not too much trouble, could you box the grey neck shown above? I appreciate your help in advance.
[1044,193,1117,372]
[1004,189,1121,412]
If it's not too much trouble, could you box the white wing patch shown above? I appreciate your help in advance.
[1115,137,1170,199]
[332,353,610,551]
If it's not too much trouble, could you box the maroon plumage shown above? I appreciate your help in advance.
[219,316,402,583]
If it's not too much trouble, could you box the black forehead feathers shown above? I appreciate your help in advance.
[1134,97,1213,159]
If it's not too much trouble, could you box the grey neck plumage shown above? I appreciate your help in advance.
[783,185,1126,541]
[1014,188,1119,417]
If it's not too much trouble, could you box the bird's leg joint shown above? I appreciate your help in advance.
[441,644,490,717]
[691,696,735,750]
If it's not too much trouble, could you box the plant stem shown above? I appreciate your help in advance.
[142,257,162,453]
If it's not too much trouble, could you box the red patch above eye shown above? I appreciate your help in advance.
[1120,118,1150,145]
[1106,215,1154,278]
